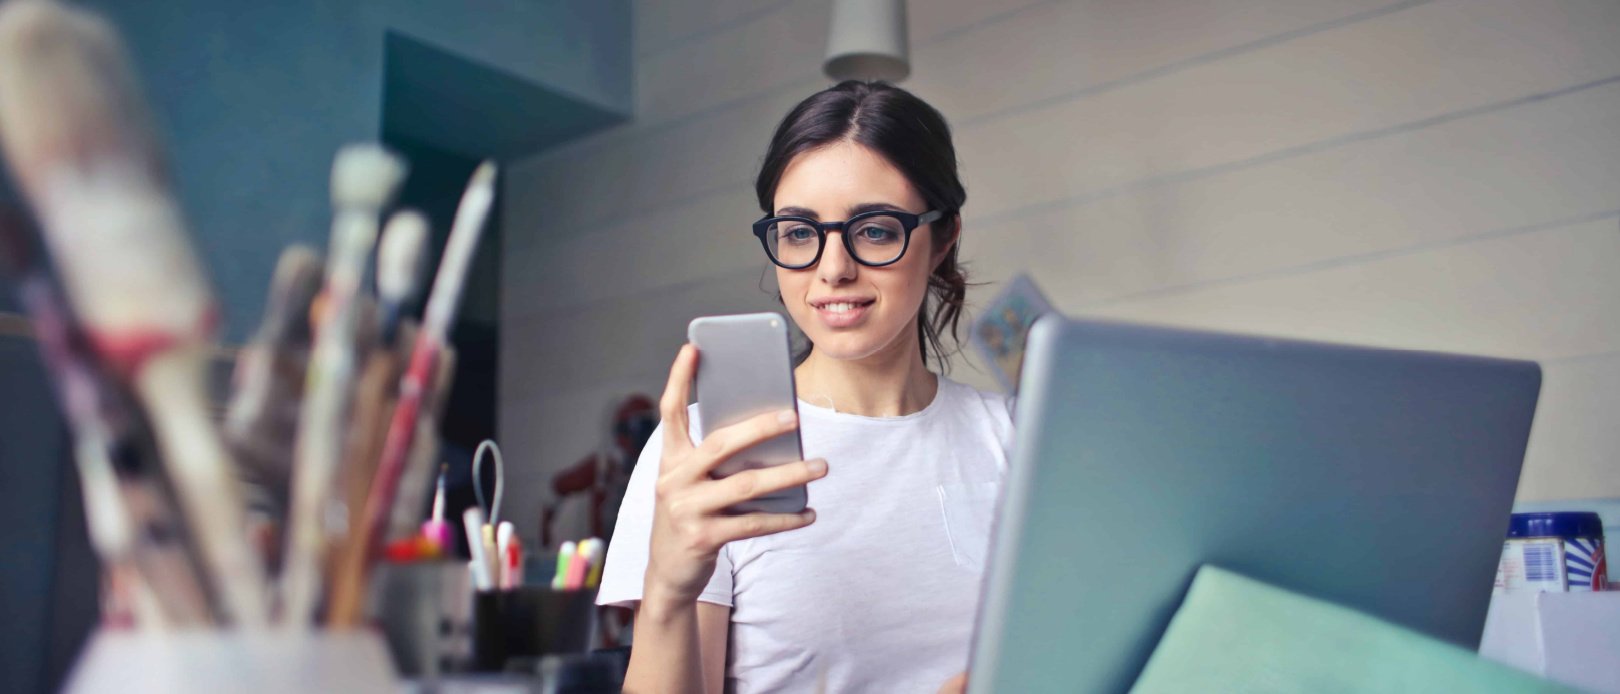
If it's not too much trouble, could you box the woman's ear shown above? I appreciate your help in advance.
[931,216,962,270]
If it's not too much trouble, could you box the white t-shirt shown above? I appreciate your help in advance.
[598,376,1015,693]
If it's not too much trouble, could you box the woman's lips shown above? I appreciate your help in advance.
[813,299,874,328]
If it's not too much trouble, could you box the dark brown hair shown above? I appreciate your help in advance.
[755,80,969,370]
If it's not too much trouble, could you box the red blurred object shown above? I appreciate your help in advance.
[382,535,442,563]
[539,395,656,548]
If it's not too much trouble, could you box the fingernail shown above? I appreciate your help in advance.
[806,459,827,475]
[802,509,817,522]
[778,410,797,425]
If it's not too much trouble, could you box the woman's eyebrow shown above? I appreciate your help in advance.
[774,202,908,218]
[847,202,906,215]
[775,206,817,218]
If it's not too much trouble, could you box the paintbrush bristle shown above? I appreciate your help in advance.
[0,0,162,193]
[330,144,406,211]
[262,245,324,346]
[420,160,497,334]
[468,161,497,196]
[377,209,428,303]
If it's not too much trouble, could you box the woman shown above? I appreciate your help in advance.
[598,81,1013,693]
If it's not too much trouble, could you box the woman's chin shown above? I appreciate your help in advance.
[801,332,895,363]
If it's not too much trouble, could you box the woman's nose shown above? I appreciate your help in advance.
[816,230,858,284]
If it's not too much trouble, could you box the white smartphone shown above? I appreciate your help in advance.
[687,312,808,515]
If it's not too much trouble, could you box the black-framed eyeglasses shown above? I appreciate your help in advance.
[751,208,945,269]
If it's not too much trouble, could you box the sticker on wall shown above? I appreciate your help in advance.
[971,273,1056,395]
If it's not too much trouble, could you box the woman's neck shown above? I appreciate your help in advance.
[794,327,939,418]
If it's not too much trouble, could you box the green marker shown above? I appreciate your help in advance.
[551,540,576,589]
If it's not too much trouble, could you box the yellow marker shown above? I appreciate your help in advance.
[582,538,606,588]
[481,524,498,586]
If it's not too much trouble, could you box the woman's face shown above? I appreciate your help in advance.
[771,140,953,363]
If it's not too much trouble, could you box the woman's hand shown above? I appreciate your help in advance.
[643,344,828,606]
[938,672,968,693]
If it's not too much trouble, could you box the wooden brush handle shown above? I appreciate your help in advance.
[324,345,405,627]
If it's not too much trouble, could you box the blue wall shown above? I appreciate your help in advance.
[73,0,631,342]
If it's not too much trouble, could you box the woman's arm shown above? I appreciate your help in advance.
[623,599,729,694]
[618,345,826,693]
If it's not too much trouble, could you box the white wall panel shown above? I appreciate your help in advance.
[1079,216,1620,362]
[961,0,1620,224]
[1519,355,1620,501]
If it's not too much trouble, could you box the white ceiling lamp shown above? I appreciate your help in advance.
[823,0,910,82]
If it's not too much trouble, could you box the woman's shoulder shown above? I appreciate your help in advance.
[935,375,1017,468]
[937,376,1015,441]
[937,375,1013,418]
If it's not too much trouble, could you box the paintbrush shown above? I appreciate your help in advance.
[324,211,430,627]
[356,162,496,580]
[385,346,457,542]
[320,325,410,627]
[279,144,406,627]
[0,0,268,625]
[376,209,428,347]
[0,209,146,618]
[0,208,215,628]
[225,245,322,569]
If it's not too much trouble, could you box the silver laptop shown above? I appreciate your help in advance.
[968,317,1542,693]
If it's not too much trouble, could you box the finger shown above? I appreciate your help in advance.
[690,408,799,477]
[693,459,827,512]
[658,344,697,457]
[711,509,817,544]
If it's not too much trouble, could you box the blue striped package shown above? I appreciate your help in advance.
[1495,512,1610,592]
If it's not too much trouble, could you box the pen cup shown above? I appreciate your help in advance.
[368,560,474,677]
[471,586,597,672]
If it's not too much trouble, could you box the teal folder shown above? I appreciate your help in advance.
[1131,566,1572,693]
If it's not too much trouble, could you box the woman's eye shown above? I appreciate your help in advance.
[779,225,816,244]
[855,224,899,243]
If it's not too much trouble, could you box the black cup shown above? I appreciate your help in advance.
[471,587,597,672]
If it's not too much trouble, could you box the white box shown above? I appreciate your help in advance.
[1480,590,1620,693]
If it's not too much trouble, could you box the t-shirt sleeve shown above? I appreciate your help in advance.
[596,418,736,609]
